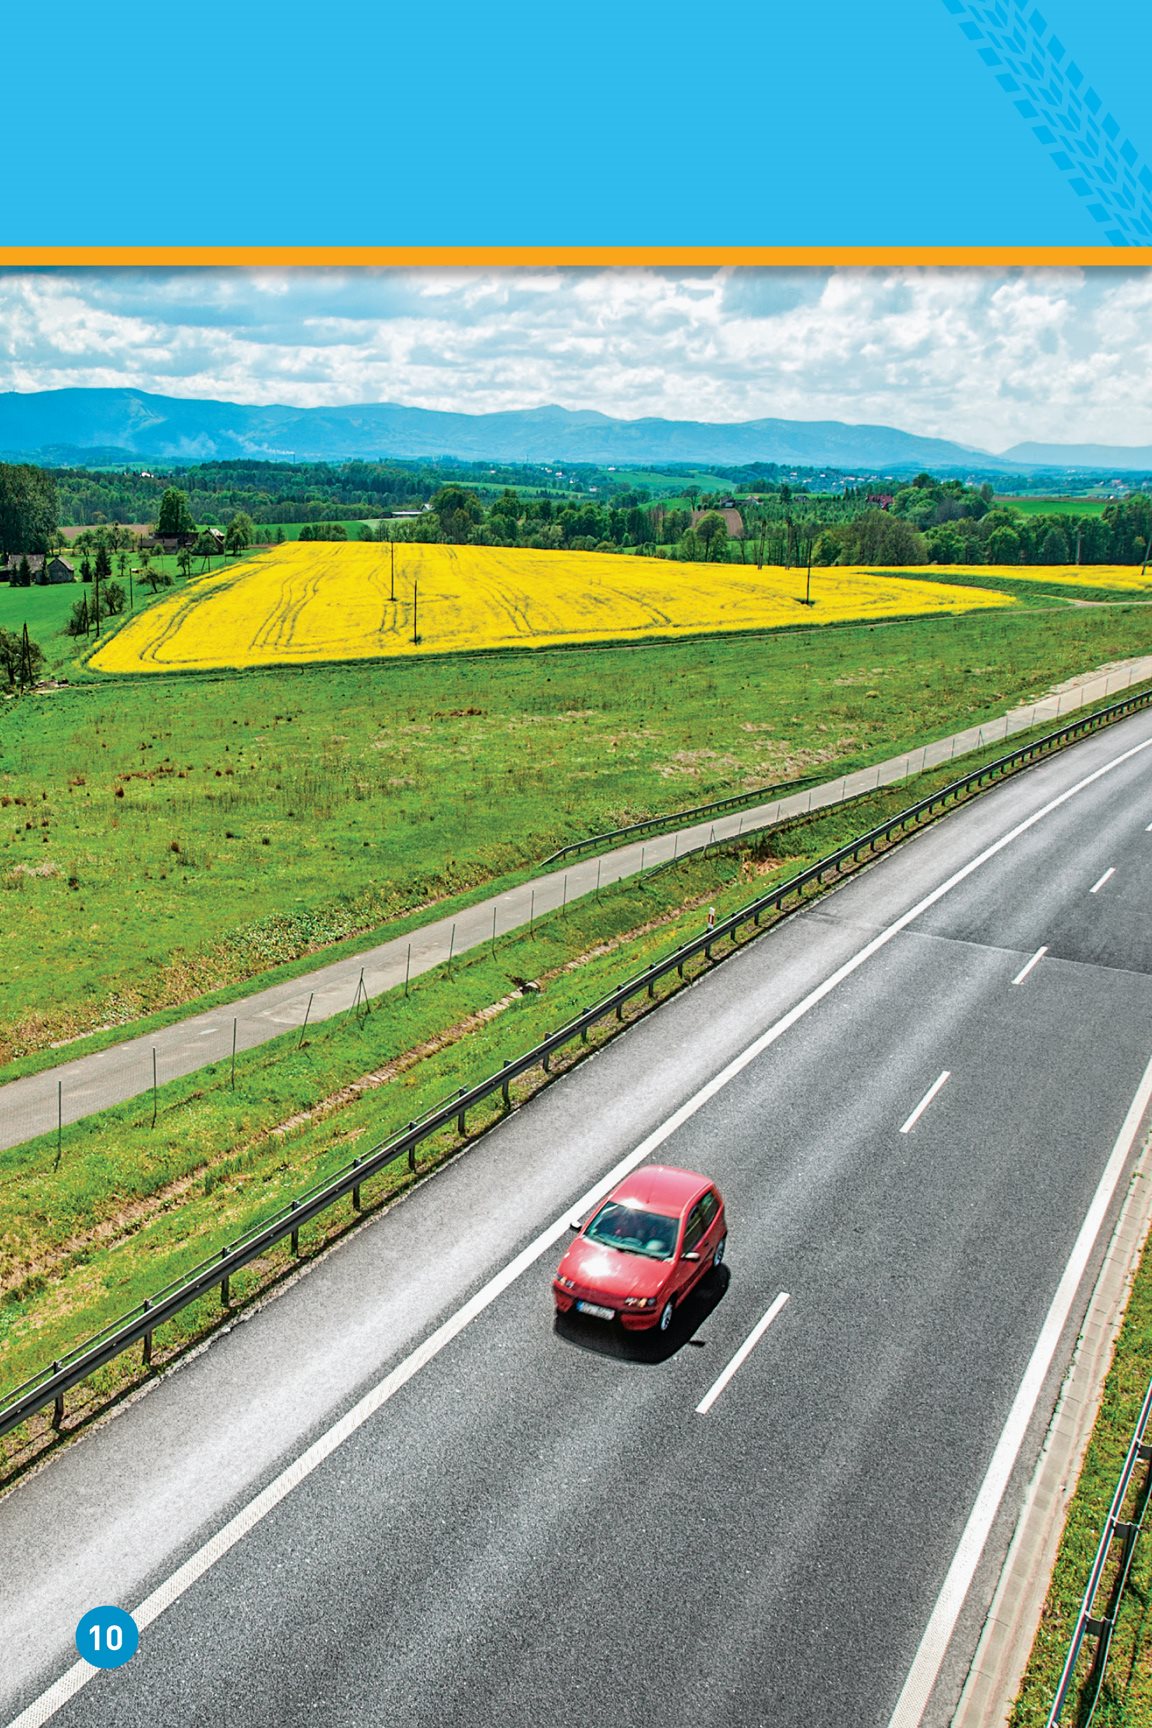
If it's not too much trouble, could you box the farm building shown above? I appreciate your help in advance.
[1,554,76,584]
[690,506,745,537]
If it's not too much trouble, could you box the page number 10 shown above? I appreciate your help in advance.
[75,1606,139,1670]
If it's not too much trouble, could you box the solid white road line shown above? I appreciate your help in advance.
[9,726,1152,1728]
[1011,945,1048,986]
[1090,867,1115,894]
[886,1041,1152,1728]
[696,1293,790,1415]
[900,1072,951,1135]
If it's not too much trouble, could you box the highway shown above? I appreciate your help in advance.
[4,707,1152,1728]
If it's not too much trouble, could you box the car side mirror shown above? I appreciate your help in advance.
[682,1250,701,1262]
[569,1218,583,1232]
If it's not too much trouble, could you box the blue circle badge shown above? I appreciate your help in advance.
[75,1606,139,1669]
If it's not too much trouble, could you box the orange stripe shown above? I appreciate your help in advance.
[0,246,1149,267]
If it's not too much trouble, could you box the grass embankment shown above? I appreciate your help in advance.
[6,598,1152,1068]
[0,724,1133,1474]
[1011,1253,1152,1727]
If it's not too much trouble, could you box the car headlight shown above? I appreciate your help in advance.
[556,1275,575,1290]
[623,1295,657,1308]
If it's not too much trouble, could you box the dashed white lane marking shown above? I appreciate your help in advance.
[1012,945,1049,986]
[696,1293,791,1415]
[886,1043,1152,1728]
[9,727,1152,1728]
[1090,867,1116,894]
[900,1071,951,1135]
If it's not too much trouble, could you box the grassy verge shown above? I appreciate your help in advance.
[6,598,1152,1064]
[1010,1238,1152,1727]
[0,721,1117,1478]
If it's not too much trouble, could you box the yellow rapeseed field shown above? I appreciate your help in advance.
[926,563,1152,591]
[90,542,1013,674]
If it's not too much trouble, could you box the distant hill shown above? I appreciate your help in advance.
[0,387,1011,472]
[1001,441,1152,472]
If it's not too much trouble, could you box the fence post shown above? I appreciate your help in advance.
[299,991,314,1048]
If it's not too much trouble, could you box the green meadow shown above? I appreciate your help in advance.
[6,582,1152,1065]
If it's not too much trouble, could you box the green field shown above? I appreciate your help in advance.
[257,520,377,540]
[6,578,1152,1067]
[996,496,1110,517]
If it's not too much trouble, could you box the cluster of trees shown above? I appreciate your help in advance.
[0,624,44,689]
[0,463,59,557]
[52,458,544,530]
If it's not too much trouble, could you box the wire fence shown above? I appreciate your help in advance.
[1045,1374,1152,1726]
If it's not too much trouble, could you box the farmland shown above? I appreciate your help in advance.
[7,586,1152,1067]
[87,542,1011,675]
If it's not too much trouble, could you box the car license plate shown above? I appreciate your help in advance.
[576,1301,615,1321]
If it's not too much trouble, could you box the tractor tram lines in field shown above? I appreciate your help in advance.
[89,540,1015,675]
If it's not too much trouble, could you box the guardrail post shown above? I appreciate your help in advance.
[143,1331,153,1367]
[352,1184,362,1211]
[219,1246,231,1306]
[542,1043,551,1074]
[457,1087,468,1134]
[407,1123,418,1171]
[501,1065,512,1107]
[52,1370,64,1431]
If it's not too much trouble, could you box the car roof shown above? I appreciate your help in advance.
[609,1164,714,1212]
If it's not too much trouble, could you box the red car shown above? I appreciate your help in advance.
[553,1165,727,1333]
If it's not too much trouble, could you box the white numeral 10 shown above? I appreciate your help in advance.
[91,1625,123,1652]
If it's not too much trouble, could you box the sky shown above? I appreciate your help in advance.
[1,266,1150,455]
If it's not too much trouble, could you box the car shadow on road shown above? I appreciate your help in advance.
[553,1266,731,1364]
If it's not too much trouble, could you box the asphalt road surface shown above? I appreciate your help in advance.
[4,707,1152,1728]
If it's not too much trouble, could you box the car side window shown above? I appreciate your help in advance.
[682,1202,706,1254]
[699,1190,718,1228]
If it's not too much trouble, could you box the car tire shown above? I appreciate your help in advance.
[712,1234,727,1272]
[658,1299,675,1333]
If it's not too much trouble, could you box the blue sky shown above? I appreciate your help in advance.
[1,266,1150,453]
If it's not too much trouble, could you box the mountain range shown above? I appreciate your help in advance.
[0,388,1149,475]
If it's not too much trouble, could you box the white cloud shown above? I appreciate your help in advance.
[0,265,1149,450]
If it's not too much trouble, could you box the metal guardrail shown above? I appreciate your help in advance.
[3,683,1152,1445]
[1046,1374,1152,1727]
[540,772,821,866]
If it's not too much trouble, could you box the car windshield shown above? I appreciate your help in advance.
[584,1202,680,1260]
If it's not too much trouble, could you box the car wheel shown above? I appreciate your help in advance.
[712,1234,727,1272]
[658,1299,675,1333]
